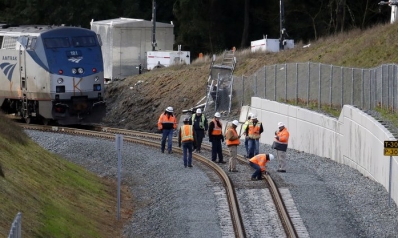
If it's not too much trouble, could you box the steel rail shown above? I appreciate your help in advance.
[20,124,246,238]
[92,126,297,237]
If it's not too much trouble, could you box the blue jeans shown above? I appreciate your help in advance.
[161,129,173,152]
[248,139,259,158]
[250,162,262,180]
[244,137,249,157]
[182,142,193,167]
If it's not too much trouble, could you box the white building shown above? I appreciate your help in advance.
[90,17,174,80]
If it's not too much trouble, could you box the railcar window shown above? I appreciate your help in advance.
[44,37,70,48]
[72,36,96,47]
[0,36,3,48]
[2,36,17,49]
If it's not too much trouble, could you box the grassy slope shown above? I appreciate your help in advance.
[103,22,398,131]
[0,114,131,237]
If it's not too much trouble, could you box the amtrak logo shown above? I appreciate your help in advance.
[68,57,83,63]
[0,62,17,81]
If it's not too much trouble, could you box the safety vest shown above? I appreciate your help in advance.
[276,127,289,143]
[226,127,240,146]
[249,154,268,171]
[242,119,251,131]
[158,113,177,130]
[181,125,194,142]
[192,114,206,129]
[211,119,222,136]
[248,122,261,139]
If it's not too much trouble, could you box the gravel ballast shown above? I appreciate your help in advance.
[26,130,398,237]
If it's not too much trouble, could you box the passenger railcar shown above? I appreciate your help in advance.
[0,24,105,125]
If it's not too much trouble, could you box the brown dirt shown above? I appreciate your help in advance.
[103,63,212,132]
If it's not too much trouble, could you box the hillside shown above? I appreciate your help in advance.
[0,113,132,237]
[103,22,398,131]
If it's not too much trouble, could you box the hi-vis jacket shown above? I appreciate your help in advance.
[190,114,208,131]
[225,126,240,146]
[246,121,263,139]
[249,154,269,171]
[178,125,197,147]
[273,127,290,151]
[208,119,224,141]
[158,112,177,130]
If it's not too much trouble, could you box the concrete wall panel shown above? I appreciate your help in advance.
[247,98,398,205]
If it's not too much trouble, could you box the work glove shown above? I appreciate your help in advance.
[275,136,279,141]
[275,131,278,135]
[158,129,163,133]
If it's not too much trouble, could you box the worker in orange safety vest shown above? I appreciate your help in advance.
[158,106,177,154]
[249,153,274,180]
[244,114,264,158]
[225,120,241,172]
[272,122,290,173]
[178,117,197,168]
[208,112,225,163]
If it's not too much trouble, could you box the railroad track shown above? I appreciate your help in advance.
[21,124,298,238]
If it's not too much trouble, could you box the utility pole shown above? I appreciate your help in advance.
[152,0,157,51]
[279,0,286,50]
[378,0,398,23]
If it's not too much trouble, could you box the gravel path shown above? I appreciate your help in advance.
[25,130,398,237]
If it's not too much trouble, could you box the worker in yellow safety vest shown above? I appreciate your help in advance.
[242,113,252,158]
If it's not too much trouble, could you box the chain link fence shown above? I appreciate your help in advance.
[8,212,22,238]
[233,62,398,113]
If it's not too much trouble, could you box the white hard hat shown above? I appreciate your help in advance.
[166,106,173,112]
[251,114,258,119]
[232,120,239,126]
[269,154,274,160]
[196,108,202,113]
[214,112,221,118]
[278,122,284,127]
[248,113,253,118]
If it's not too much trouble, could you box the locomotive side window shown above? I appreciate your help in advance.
[72,36,97,47]
[44,37,70,48]
[26,37,37,50]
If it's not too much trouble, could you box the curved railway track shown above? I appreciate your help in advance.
[20,124,297,238]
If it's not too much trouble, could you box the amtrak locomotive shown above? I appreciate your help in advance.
[0,24,105,125]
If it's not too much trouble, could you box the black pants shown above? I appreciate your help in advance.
[195,130,205,151]
[211,139,223,162]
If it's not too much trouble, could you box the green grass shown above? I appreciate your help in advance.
[375,107,398,129]
[0,113,128,237]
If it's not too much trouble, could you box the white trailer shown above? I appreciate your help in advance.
[90,17,174,80]
[147,50,190,70]
[251,38,294,52]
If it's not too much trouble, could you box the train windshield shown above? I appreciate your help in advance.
[71,36,97,47]
[44,37,70,48]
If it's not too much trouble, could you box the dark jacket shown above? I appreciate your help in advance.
[208,120,224,142]
[189,114,208,131]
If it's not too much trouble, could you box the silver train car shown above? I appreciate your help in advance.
[0,24,105,125]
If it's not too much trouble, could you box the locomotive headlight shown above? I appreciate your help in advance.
[57,78,64,84]
[94,76,99,82]
[78,67,84,74]
[72,68,77,74]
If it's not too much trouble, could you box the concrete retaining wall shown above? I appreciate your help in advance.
[248,97,398,205]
